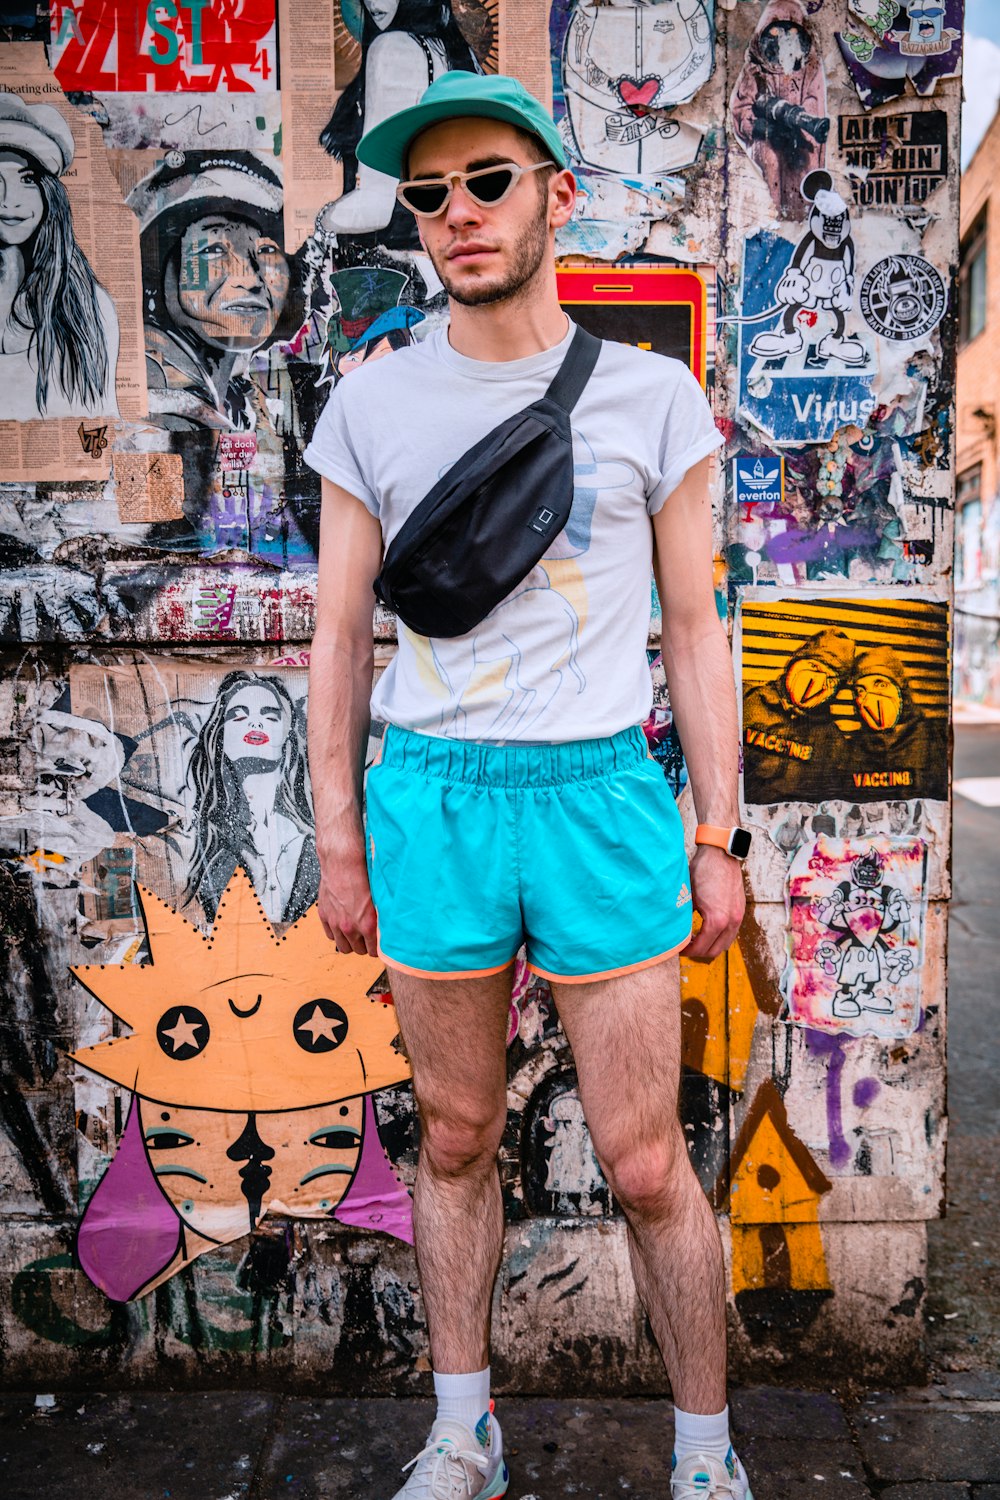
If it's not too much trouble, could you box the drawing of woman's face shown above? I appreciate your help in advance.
[0,150,45,247]
[171,213,289,351]
[140,1095,365,1241]
[363,0,400,29]
[221,683,289,766]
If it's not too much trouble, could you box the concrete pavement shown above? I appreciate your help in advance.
[4,1381,1000,1499]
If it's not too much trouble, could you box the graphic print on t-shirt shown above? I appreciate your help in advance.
[417,429,637,739]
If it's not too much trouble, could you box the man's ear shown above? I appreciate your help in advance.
[549,168,577,232]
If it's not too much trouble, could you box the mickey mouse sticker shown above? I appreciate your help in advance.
[750,169,866,367]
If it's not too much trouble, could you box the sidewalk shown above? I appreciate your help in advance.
[4,1380,1000,1500]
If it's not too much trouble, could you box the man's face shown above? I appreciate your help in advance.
[174,214,289,351]
[405,118,569,309]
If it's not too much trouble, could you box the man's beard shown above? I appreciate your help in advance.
[432,203,550,308]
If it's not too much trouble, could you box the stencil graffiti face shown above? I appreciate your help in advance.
[174,215,290,350]
[221,683,290,765]
[0,151,44,247]
[854,672,902,730]
[141,1095,365,1239]
[785,656,841,709]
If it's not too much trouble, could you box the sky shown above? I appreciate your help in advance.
[964,2,1000,169]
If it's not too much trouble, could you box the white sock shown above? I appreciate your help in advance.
[433,1367,491,1445]
[673,1403,732,1462]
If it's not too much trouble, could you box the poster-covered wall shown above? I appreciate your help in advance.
[0,1,958,1389]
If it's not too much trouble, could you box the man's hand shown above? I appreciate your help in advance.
[684,845,746,962]
[317,836,378,957]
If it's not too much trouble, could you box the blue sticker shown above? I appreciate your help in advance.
[734,454,784,519]
[737,228,877,446]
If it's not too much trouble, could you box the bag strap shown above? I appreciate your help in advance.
[542,324,602,413]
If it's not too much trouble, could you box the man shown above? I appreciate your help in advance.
[742,627,855,803]
[305,71,754,1500]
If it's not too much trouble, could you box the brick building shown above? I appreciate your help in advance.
[956,106,1000,705]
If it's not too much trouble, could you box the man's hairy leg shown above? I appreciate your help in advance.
[389,965,513,1372]
[552,958,727,1412]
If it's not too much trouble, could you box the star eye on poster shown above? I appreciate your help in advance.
[737,595,949,806]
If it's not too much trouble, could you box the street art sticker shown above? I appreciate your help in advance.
[730,0,829,222]
[50,0,279,93]
[70,869,413,1300]
[859,255,947,342]
[737,171,876,446]
[783,835,927,1038]
[738,595,949,805]
[837,1,963,109]
[839,111,947,213]
[734,454,785,521]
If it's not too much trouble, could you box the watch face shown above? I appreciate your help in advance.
[729,827,752,860]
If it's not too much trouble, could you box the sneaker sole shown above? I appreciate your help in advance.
[480,1461,509,1499]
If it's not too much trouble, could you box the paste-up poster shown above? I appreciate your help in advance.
[783,836,927,1038]
[730,0,829,222]
[549,0,710,254]
[50,0,279,92]
[738,595,949,805]
[837,0,962,109]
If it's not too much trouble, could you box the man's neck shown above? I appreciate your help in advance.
[445,269,568,363]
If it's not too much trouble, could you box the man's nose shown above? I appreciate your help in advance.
[443,181,486,232]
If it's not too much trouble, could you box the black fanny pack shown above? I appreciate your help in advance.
[373,324,602,639]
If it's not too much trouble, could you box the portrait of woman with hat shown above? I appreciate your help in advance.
[0,94,119,421]
[129,151,302,431]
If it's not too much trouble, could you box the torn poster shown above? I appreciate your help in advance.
[783,835,927,1038]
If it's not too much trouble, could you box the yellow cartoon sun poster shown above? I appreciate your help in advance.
[70,868,412,1301]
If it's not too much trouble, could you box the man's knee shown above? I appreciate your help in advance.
[417,1094,507,1179]
[600,1129,691,1219]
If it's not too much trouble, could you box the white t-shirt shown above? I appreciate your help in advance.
[304,318,722,743]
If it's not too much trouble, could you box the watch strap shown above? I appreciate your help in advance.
[695,823,751,860]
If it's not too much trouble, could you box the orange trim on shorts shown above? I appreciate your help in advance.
[377,946,519,982]
[529,931,693,985]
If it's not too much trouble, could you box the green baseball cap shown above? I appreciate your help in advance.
[356,71,567,180]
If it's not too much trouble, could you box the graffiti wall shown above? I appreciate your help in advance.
[0,0,957,1390]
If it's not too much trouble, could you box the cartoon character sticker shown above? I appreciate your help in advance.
[737,171,876,445]
[70,869,413,1300]
[837,0,963,108]
[783,836,927,1038]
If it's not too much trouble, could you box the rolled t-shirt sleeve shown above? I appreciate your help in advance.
[646,363,724,516]
[303,381,379,516]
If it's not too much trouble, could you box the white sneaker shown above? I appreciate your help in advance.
[749,327,804,359]
[390,1414,508,1500]
[670,1447,753,1500]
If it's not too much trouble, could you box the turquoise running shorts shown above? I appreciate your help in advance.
[364,724,692,983]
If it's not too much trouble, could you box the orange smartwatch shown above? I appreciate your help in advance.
[694,824,752,861]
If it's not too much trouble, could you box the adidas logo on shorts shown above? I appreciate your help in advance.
[676,883,692,908]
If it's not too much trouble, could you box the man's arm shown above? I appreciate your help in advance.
[308,477,383,955]
[652,454,745,961]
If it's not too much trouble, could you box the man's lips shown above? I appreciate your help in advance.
[447,244,498,263]
[243,730,269,745]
